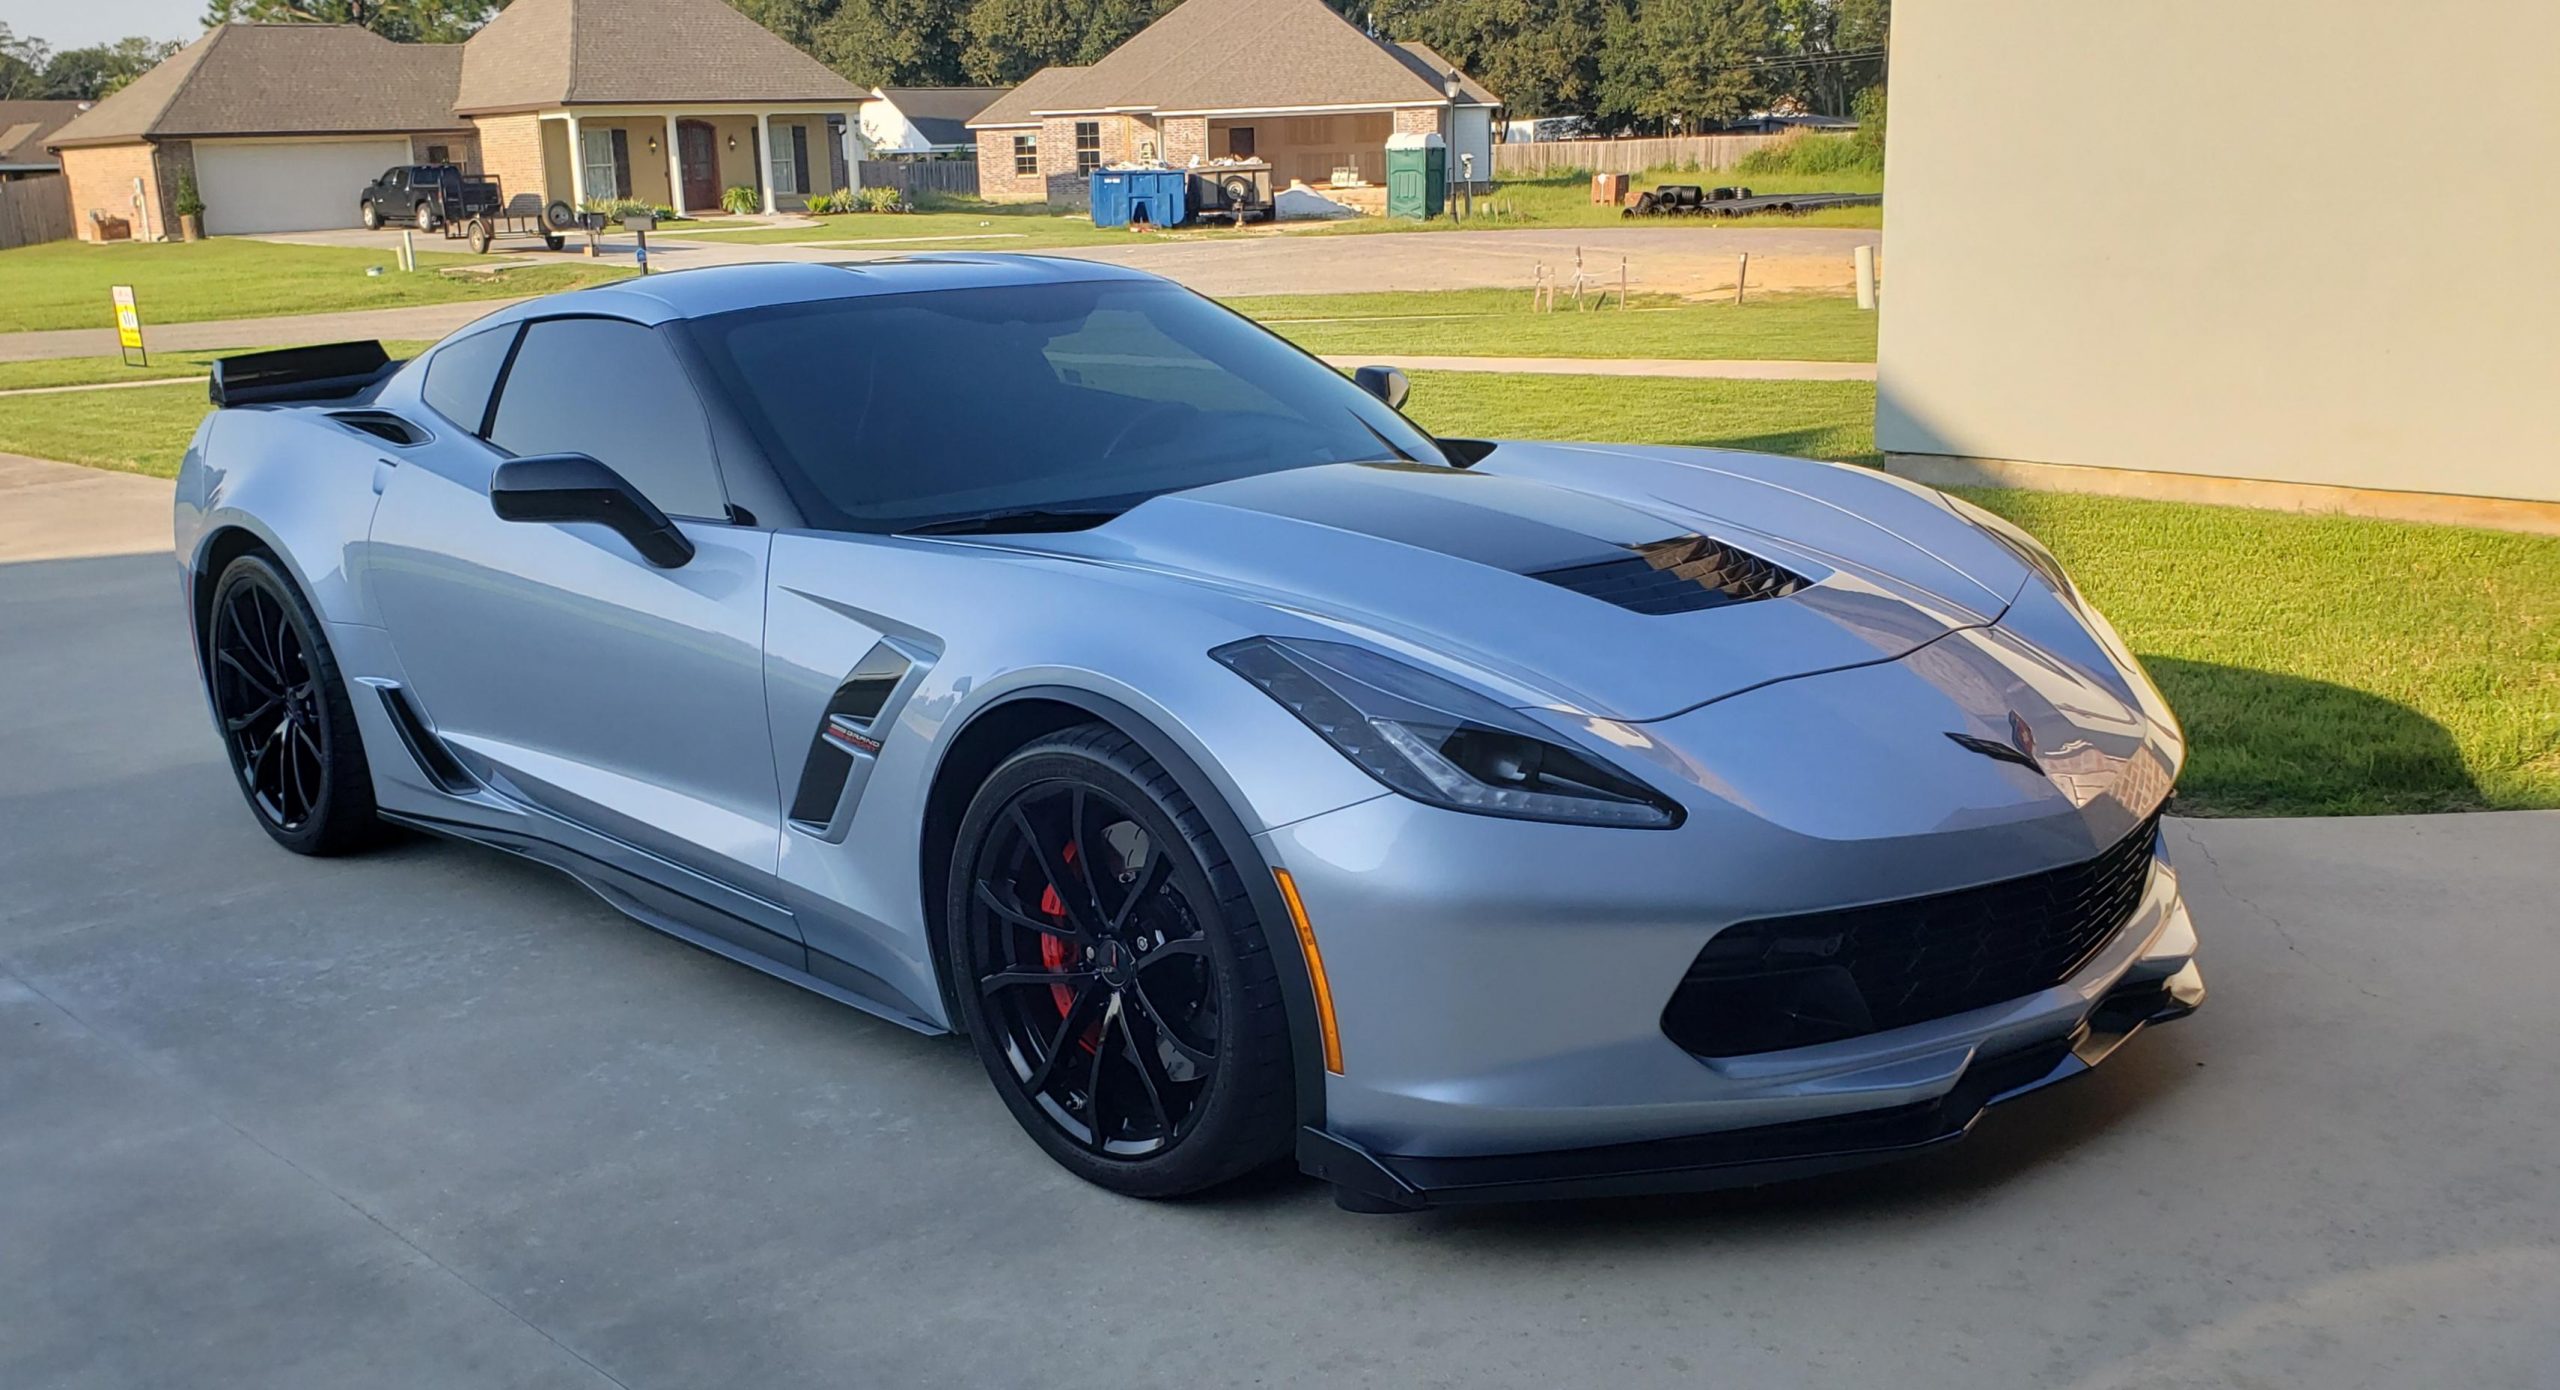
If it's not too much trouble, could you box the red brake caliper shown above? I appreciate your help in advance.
[1039,842,1102,1051]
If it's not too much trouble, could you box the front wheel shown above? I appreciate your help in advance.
[360,201,381,229]
[947,725,1296,1197]
[204,553,383,856]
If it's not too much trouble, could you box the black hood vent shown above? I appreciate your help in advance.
[1531,534,1808,616]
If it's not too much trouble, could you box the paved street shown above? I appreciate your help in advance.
[0,223,1879,361]
[2,459,2553,1388]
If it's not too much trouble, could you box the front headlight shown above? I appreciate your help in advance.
[1212,637,1683,829]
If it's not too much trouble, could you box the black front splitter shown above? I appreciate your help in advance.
[1300,967,2205,1212]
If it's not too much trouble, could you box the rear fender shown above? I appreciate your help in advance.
[180,405,394,640]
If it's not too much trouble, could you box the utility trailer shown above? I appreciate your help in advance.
[444,188,577,254]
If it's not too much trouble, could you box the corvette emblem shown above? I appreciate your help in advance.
[1947,712,2043,773]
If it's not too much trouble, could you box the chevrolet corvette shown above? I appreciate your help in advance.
[175,257,2202,1209]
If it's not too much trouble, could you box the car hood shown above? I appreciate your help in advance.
[973,443,2043,722]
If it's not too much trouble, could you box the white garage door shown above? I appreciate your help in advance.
[193,139,415,235]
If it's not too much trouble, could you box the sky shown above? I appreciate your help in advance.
[3,0,206,53]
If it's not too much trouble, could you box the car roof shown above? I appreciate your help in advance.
[467,254,1168,331]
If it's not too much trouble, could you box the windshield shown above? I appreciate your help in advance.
[688,278,1448,532]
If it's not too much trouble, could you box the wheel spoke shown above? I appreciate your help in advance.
[1107,850,1169,935]
[1022,982,1101,1096]
[223,695,282,733]
[1136,936,1209,963]
[285,725,313,820]
[1083,998,1113,1151]
[979,966,1097,996]
[1010,803,1102,937]
[217,642,281,700]
[973,880,1086,942]
[1116,1005,1175,1136]
[1068,786,1113,926]
[1126,973,1216,1067]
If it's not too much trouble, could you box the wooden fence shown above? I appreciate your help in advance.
[1491,135,1785,177]
[858,159,982,201]
[0,174,74,250]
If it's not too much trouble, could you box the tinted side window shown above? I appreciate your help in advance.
[420,324,515,433]
[487,318,726,519]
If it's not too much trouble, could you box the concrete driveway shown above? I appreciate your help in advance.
[2,459,2553,1389]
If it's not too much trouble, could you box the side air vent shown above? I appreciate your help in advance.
[1531,534,1808,616]
[374,684,476,793]
[788,642,919,833]
[330,410,429,446]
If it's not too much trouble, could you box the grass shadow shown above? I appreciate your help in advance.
[2146,656,2485,815]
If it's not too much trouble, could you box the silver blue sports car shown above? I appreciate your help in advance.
[175,256,2203,1210]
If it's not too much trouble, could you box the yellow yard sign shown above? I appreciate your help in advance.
[111,284,147,365]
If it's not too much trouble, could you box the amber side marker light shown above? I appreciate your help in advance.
[1271,868,1343,1075]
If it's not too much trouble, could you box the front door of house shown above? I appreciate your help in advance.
[678,121,720,211]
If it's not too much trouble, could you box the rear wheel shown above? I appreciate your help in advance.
[947,725,1296,1197]
[205,553,382,856]
[414,201,437,231]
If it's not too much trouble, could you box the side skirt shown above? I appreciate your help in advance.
[382,810,948,1038]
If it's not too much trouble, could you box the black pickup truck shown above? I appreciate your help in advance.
[359,165,503,231]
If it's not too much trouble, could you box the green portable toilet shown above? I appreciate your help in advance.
[1385,131,1447,220]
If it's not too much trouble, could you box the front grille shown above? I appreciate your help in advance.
[1532,534,1807,616]
[1662,813,2163,1057]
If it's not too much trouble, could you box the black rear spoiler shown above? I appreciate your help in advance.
[209,341,396,408]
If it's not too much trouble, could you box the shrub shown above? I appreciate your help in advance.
[1735,126,1882,178]
[173,172,204,218]
[721,184,761,214]
[855,185,907,213]
[580,196,677,223]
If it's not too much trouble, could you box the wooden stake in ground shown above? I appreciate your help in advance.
[1735,252,1750,306]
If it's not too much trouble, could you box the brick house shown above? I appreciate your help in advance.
[46,0,864,241]
[967,0,1498,208]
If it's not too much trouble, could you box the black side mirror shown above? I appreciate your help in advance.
[1354,365,1410,411]
[489,453,695,568]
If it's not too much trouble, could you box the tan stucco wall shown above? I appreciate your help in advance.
[1874,0,2560,505]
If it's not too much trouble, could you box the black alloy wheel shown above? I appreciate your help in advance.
[950,726,1294,1197]
[206,554,381,855]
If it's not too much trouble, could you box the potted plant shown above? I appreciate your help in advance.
[174,172,205,242]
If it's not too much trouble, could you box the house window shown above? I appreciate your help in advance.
[424,144,450,166]
[771,123,810,196]
[578,127,627,200]
[1013,134,1039,177]
[1074,121,1102,175]
[1226,126,1255,159]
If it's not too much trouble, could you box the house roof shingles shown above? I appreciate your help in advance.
[873,86,1008,146]
[48,25,467,148]
[456,0,862,114]
[969,0,1498,126]
[1,101,92,168]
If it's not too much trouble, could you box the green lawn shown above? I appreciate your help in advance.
[0,340,437,392]
[8,362,2548,817]
[1235,289,1875,362]
[0,239,635,334]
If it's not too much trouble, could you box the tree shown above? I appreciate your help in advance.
[0,23,51,100]
[955,0,1087,84]
[40,37,183,99]
[807,0,967,87]
[200,0,500,43]
[1595,0,1777,132]
[1763,0,1885,114]
[1368,0,1606,120]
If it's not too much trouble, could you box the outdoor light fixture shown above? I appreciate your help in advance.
[647,134,659,153]
[1444,67,1462,100]
[727,134,738,150]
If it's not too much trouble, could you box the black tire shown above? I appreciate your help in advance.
[204,553,383,857]
[414,201,437,231]
[468,217,492,254]
[946,724,1296,1198]
[542,232,565,251]
[361,201,381,230]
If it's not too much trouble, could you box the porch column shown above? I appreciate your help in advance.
[755,111,776,214]
[564,113,587,208]
[664,113,686,216]
[842,108,864,191]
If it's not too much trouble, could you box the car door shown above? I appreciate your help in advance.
[368,315,791,927]
[382,168,410,217]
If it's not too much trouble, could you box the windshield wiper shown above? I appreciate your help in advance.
[900,506,1127,537]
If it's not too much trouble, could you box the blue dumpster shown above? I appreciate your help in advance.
[1090,168,1189,228]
